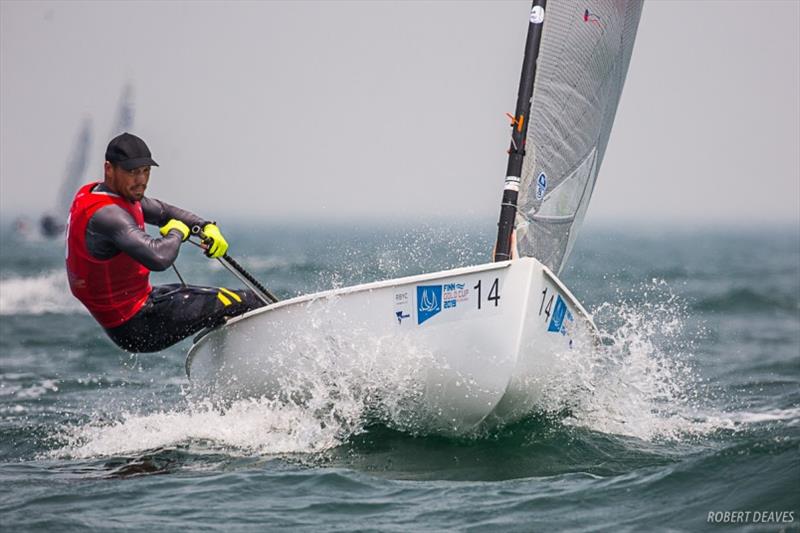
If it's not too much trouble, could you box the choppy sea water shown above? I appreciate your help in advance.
[1,219,798,532]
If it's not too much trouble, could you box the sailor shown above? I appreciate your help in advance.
[66,132,265,352]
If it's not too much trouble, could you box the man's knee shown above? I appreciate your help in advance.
[215,287,242,307]
[240,289,268,310]
[216,287,265,314]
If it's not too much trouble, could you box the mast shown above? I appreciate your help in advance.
[493,0,547,262]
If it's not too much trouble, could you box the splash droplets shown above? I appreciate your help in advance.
[536,279,713,441]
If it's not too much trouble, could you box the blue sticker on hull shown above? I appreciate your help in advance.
[417,285,442,324]
[547,295,573,334]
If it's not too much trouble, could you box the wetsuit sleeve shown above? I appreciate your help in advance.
[87,204,183,271]
[141,197,207,230]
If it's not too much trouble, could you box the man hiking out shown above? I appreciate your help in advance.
[66,132,265,352]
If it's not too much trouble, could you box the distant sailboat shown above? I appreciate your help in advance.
[38,83,134,238]
[39,117,92,238]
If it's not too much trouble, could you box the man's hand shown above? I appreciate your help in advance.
[159,219,190,241]
[202,223,228,258]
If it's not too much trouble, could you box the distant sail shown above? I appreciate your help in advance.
[56,117,92,216]
[515,0,643,274]
[108,82,135,138]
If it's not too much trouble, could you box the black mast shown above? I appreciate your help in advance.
[493,0,547,262]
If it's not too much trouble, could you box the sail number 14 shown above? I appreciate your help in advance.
[539,287,556,322]
[473,278,500,310]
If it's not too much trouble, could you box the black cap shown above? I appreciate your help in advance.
[105,132,159,170]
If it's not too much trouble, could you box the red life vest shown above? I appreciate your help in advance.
[66,182,152,328]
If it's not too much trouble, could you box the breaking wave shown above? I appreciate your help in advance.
[0,271,85,315]
[52,398,346,460]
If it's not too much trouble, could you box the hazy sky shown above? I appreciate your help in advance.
[1,0,798,226]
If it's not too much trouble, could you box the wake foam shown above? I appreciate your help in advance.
[50,326,436,459]
[0,271,85,315]
[51,398,348,459]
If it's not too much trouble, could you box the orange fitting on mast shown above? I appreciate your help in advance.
[505,113,525,132]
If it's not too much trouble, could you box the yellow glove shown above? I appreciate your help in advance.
[202,223,228,258]
[159,219,189,241]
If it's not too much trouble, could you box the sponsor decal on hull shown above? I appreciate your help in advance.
[417,285,442,324]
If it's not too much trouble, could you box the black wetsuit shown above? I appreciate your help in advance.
[87,183,265,352]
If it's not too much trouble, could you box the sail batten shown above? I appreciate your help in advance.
[515,0,643,273]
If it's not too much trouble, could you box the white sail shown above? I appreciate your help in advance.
[108,82,135,138]
[55,118,92,216]
[516,0,643,274]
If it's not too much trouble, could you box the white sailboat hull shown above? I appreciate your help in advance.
[186,257,597,433]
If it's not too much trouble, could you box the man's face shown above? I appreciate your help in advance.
[105,162,151,202]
